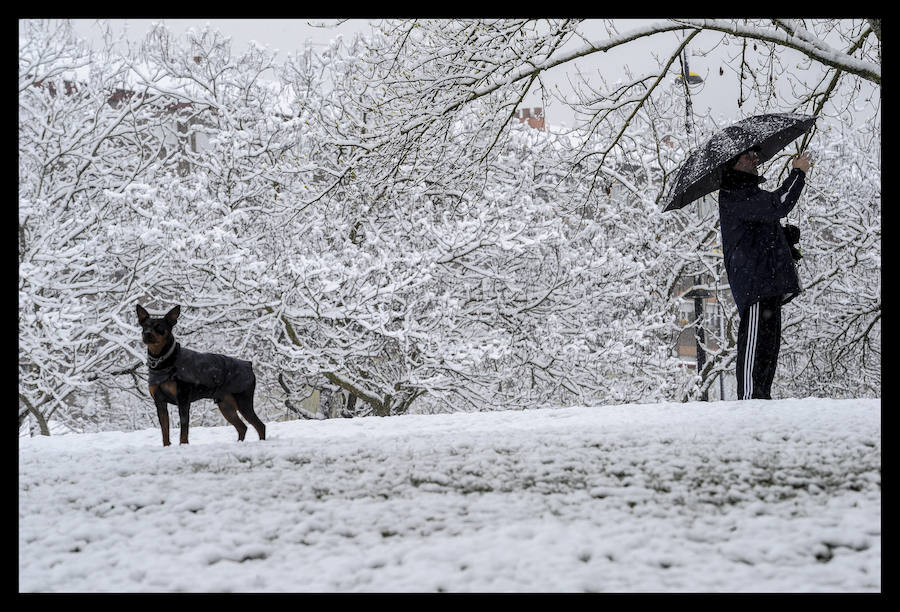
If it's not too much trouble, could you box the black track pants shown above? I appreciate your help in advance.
[736,296,782,400]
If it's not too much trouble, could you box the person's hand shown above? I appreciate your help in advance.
[792,151,813,173]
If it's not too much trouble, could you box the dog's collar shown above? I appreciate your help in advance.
[147,341,178,370]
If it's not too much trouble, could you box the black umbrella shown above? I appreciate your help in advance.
[661,113,817,212]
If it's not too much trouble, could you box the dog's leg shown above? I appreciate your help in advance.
[177,401,192,444]
[149,385,171,447]
[216,393,248,441]
[234,388,265,441]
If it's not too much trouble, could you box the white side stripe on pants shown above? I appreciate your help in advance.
[744,302,759,400]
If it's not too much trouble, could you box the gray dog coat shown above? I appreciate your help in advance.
[148,342,255,403]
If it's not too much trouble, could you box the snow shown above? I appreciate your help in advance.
[19,397,880,592]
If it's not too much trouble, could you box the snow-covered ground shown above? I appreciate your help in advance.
[19,398,880,592]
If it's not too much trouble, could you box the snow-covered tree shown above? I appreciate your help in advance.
[19,20,178,433]
[776,124,881,397]
[350,18,880,401]
[18,19,880,435]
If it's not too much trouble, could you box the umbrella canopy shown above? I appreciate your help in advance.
[661,113,817,212]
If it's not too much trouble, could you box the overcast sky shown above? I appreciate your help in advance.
[66,18,850,132]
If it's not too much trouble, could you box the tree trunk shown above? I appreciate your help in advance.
[19,395,51,436]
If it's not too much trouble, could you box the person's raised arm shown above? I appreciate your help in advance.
[729,152,813,222]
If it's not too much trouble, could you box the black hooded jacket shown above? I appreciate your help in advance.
[718,166,805,314]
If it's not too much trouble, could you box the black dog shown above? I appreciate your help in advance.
[137,304,266,446]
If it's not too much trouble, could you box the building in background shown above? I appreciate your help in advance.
[515,107,545,131]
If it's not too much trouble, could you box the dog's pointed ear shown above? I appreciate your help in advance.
[164,305,181,327]
[137,304,149,324]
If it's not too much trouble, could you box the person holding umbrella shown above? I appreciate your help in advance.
[662,113,818,400]
[719,147,813,400]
